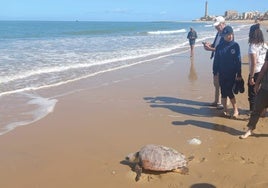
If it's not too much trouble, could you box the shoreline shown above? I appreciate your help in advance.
[228,19,268,26]
[194,19,268,24]
[195,19,268,31]
[0,24,268,188]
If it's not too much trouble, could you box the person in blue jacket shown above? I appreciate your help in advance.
[213,25,242,118]
[187,27,197,57]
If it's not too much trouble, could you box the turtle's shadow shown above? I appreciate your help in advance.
[120,160,169,176]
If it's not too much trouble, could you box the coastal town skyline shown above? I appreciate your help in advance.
[198,1,268,21]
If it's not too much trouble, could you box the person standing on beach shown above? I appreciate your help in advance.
[213,25,242,118]
[240,51,268,139]
[249,19,259,35]
[247,23,268,115]
[187,27,197,57]
[203,16,226,110]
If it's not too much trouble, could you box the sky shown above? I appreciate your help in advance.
[1,0,267,22]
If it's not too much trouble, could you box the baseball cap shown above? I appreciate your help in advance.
[213,16,225,26]
[221,26,233,37]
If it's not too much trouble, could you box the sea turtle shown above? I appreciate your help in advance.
[125,144,188,181]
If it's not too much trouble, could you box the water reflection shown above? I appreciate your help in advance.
[188,56,197,82]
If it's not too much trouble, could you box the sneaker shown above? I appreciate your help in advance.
[216,104,224,110]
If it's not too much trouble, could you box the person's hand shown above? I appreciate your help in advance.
[249,77,255,85]
[203,42,212,51]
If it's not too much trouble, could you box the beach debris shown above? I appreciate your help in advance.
[111,170,116,175]
[200,157,207,163]
[125,144,188,181]
[188,138,202,145]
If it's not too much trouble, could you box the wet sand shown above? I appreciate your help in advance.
[0,34,268,188]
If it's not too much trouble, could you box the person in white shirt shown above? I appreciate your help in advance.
[240,51,268,139]
[247,23,267,115]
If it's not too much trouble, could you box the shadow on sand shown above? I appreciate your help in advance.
[190,183,216,188]
[144,96,212,118]
[145,96,268,138]
[172,119,244,136]
[144,96,246,136]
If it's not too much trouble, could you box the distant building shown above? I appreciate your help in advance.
[243,12,255,20]
[263,11,268,20]
[242,11,263,20]
[225,10,239,20]
[196,1,267,21]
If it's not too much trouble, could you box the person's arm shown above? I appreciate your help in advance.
[187,32,191,39]
[204,33,218,51]
[254,59,268,93]
[235,44,242,79]
[203,43,216,51]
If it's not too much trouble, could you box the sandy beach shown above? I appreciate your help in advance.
[1,24,268,188]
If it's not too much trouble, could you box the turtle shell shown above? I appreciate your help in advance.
[138,144,187,171]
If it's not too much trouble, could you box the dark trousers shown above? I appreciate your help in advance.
[247,88,268,130]
[248,73,259,111]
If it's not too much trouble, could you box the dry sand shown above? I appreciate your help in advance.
[0,28,268,188]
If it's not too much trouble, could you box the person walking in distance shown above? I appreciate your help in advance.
[203,16,226,110]
[187,27,197,57]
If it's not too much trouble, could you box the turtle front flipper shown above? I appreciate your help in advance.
[134,163,142,181]
[173,167,189,174]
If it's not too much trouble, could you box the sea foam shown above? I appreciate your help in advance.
[0,93,57,136]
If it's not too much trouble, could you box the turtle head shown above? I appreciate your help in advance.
[125,152,139,163]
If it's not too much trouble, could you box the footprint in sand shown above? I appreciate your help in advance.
[218,152,255,164]
[254,182,268,187]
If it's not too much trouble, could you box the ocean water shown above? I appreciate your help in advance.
[0,21,251,135]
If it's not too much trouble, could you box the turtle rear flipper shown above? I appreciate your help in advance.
[134,164,142,181]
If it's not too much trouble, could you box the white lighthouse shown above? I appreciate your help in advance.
[205,1,208,18]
